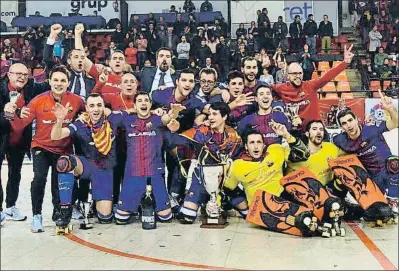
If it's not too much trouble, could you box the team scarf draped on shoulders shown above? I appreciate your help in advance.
[80,112,113,156]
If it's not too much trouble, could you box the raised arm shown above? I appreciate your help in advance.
[379,89,399,131]
[74,23,94,73]
[51,102,71,140]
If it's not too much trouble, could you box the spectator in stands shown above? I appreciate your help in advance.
[204,57,217,70]
[386,80,398,98]
[35,25,46,61]
[161,26,179,53]
[378,58,394,78]
[149,33,162,63]
[258,48,272,68]
[374,46,389,68]
[232,43,247,70]
[259,67,274,85]
[0,53,11,78]
[327,105,338,127]
[216,18,229,37]
[34,11,43,17]
[273,47,286,66]
[394,19,399,37]
[386,36,399,55]
[105,41,118,60]
[157,16,167,31]
[61,29,75,63]
[248,21,259,40]
[137,33,148,68]
[303,14,318,55]
[275,61,287,83]
[22,40,34,69]
[246,33,256,56]
[289,15,303,54]
[273,16,288,52]
[146,23,156,42]
[169,5,177,13]
[1,40,14,62]
[207,36,218,59]
[203,23,214,40]
[53,36,63,63]
[189,59,200,77]
[177,35,190,69]
[378,10,392,42]
[187,15,197,34]
[145,13,157,27]
[125,41,138,70]
[173,14,186,37]
[363,57,378,82]
[130,15,141,31]
[349,0,358,27]
[257,8,270,27]
[258,20,274,51]
[183,25,194,42]
[359,9,375,44]
[200,0,213,12]
[196,39,212,67]
[191,28,204,56]
[318,15,334,53]
[236,23,247,38]
[183,0,196,13]
[215,35,231,82]
[297,43,315,81]
[368,25,383,59]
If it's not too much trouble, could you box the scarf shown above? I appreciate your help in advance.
[81,112,113,156]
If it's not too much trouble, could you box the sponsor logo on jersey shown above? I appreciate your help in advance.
[42,118,73,124]
[128,131,157,137]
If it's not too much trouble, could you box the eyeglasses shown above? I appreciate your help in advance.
[200,79,215,86]
[288,72,303,77]
[9,72,29,78]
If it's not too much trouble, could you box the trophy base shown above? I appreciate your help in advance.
[200,216,229,229]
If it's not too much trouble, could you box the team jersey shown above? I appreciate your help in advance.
[102,93,134,111]
[237,111,291,147]
[228,95,256,127]
[243,80,262,94]
[89,64,122,94]
[272,62,348,129]
[224,144,288,204]
[333,122,392,174]
[286,142,344,186]
[11,91,84,154]
[176,124,242,165]
[123,114,166,177]
[152,87,207,132]
[68,111,127,169]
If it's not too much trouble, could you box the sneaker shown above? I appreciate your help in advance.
[31,215,44,233]
[72,204,84,220]
[1,211,6,226]
[4,206,27,221]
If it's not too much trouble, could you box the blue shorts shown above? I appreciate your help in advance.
[79,156,113,201]
[370,168,399,198]
[118,174,171,212]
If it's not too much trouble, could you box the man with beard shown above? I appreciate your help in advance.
[334,91,398,219]
[44,24,95,100]
[50,93,130,228]
[286,120,343,186]
[241,57,262,94]
[172,102,242,224]
[140,47,179,94]
[0,63,49,224]
[114,92,183,224]
[75,24,126,95]
[4,65,85,232]
[271,44,355,130]
[237,85,294,147]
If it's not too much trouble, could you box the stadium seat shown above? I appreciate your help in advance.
[325,93,339,99]
[311,71,319,80]
[334,71,348,82]
[322,82,337,92]
[372,91,382,98]
[337,81,351,92]
[318,61,330,72]
[369,80,381,91]
[332,61,342,68]
[341,92,354,99]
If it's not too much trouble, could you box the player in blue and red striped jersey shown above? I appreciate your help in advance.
[114,91,185,225]
[237,85,295,147]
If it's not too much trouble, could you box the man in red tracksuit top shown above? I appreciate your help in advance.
[271,44,355,130]
[5,65,84,232]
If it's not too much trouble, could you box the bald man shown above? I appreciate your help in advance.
[0,63,49,223]
[271,45,355,130]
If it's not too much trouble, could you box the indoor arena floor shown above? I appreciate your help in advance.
[1,165,398,270]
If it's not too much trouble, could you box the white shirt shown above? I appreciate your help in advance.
[71,72,87,100]
[150,68,174,92]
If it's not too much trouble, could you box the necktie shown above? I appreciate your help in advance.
[74,74,82,95]
[158,72,166,88]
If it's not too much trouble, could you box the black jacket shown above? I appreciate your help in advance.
[318,21,334,37]
[273,22,288,38]
[0,77,49,160]
[216,43,230,63]
[289,22,303,38]
[303,19,318,37]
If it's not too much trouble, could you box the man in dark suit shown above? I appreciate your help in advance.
[43,24,95,100]
[0,63,49,224]
[139,47,179,94]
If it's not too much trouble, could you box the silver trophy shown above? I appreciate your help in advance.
[79,182,94,230]
[286,103,300,129]
[5,91,20,120]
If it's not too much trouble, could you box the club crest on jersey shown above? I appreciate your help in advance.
[299,92,306,98]
[360,142,368,148]
[68,106,74,113]
[146,122,153,129]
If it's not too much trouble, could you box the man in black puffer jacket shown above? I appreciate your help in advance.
[0,63,48,224]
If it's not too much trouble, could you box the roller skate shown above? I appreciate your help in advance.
[362,202,393,227]
[323,198,346,237]
[55,204,73,235]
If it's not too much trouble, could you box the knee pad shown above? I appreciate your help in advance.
[97,212,114,224]
[386,156,399,174]
[115,210,131,225]
[177,207,197,224]
[157,212,173,223]
[57,155,77,173]
[236,207,249,219]
[222,187,246,207]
